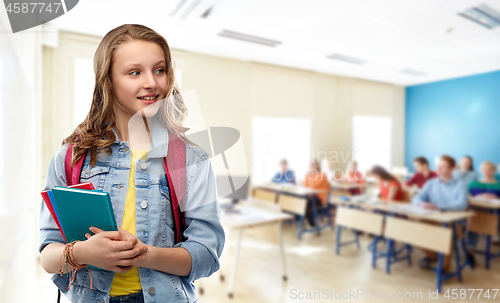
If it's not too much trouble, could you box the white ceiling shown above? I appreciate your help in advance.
[48,0,500,85]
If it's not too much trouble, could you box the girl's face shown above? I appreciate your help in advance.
[460,157,471,170]
[111,39,168,119]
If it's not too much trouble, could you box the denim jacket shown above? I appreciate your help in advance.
[39,116,225,303]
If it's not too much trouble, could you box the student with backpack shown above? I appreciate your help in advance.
[38,24,225,303]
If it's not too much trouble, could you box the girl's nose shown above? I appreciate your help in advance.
[143,72,157,89]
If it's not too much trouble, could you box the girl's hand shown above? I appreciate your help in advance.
[116,227,148,254]
[476,193,498,200]
[87,227,148,268]
[116,228,150,267]
[73,228,145,273]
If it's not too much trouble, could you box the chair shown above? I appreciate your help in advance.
[277,195,307,240]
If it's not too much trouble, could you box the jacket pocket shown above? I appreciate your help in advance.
[79,164,110,190]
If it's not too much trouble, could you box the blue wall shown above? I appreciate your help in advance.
[405,70,500,172]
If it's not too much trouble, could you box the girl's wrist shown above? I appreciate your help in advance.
[136,244,154,267]
[72,240,87,265]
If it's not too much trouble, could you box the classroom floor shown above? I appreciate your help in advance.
[35,222,500,303]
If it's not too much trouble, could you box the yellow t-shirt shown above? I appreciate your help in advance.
[109,149,149,297]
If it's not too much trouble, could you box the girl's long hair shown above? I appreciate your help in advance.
[62,24,194,168]
[371,165,398,182]
[462,155,475,171]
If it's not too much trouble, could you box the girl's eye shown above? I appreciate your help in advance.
[155,68,165,74]
[130,71,140,76]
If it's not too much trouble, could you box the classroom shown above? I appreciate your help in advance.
[1,1,499,302]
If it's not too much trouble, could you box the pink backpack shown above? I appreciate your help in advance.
[64,132,186,244]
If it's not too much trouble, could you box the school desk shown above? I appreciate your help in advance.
[254,182,326,198]
[220,197,292,298]
[330,196,475,292]
[330,181,366,192]
[254,183,331,236]
[468,197,500,268]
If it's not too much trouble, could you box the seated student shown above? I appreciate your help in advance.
[453,155,478,186]
[371,165,404,202]
[467,161,500,249]
[406,157,437,189]
[271,159,296,185]
[412,155,468,273]
[339,161,365,195]
[495,162,500,182]
[303,159,330,227]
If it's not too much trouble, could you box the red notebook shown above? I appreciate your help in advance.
[41,182,95,242]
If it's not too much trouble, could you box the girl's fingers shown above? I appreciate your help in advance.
[116,254,145,267]
[85,233,91,239]
[89,226,104,234]
[113,238,138,251]
[98,230,124,241]
[117,244,146,259]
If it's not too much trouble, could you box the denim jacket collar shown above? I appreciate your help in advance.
[110,114,169,159]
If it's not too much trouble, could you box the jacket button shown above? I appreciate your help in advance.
[140,201,148,209]
[140,163,148,170]
[84,167,90,174]
[148,287,155,295]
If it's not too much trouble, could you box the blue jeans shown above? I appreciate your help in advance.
[109,290,144,303]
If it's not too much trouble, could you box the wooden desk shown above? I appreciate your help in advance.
[330,196,475,292]
[468,197,500,269]
[470,197,500,209]
[330,182,366,191]
[255,183,326,196]
[220,198,293,298]
[254,183,332,236]
[330,197,475,223]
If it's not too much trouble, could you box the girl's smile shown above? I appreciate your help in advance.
[137,94,160,105]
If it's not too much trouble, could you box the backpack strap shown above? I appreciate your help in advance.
[164,131,186,244]
[61,143,86,303]
[65,143,86,186]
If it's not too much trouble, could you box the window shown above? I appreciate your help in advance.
[353,115,392,173]
[73,58,94,128]
[252,116,312,185]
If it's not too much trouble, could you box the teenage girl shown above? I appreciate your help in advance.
[371,165,404,202]
[38,24,225,303]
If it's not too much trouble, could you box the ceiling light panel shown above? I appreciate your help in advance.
[218,30,282,47]
[327,53,368,65]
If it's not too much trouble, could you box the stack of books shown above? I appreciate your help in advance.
[40,182,118,243]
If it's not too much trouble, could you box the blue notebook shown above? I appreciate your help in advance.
[52,186,118,270]
[47,191,64,235]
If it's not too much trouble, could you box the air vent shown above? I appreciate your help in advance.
[458,4,500,29]
[399,69,426,77]
[218,30,282,47]
[327,53,368,65]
